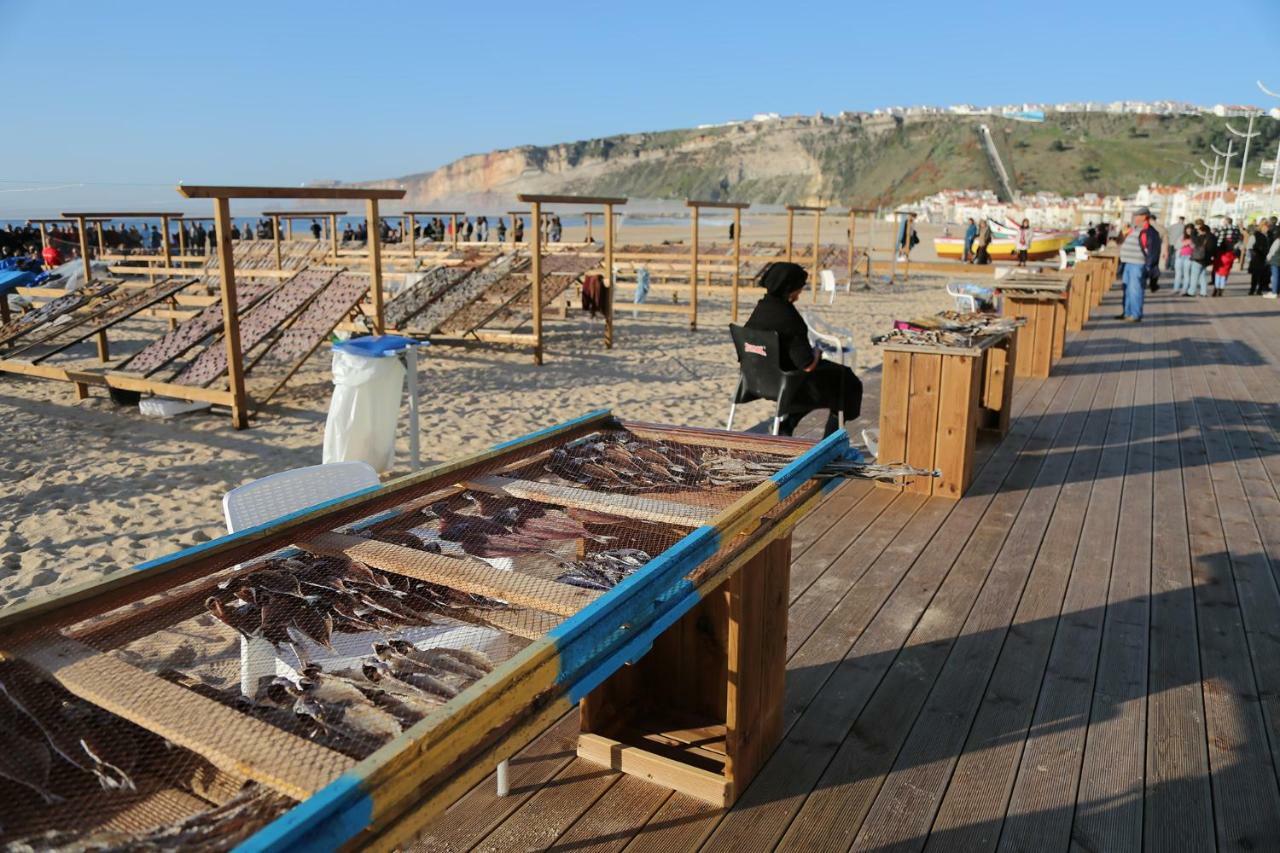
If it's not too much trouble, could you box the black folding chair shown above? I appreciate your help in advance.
[725,324,813,435]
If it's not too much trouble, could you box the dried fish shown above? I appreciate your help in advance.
[555,548,653,590]
[544,433,789,493]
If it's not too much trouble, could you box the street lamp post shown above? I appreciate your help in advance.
[1226,113,1261,216]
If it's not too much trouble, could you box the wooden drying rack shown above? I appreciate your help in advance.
[0,411,850,851]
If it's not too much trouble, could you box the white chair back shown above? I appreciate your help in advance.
[945,282,978,313]
[223,461,380,533]
[1075,246,1090,262]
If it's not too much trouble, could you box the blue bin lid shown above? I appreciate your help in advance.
[332,335,427,357]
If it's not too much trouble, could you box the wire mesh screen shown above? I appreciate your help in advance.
[0,420,816,850]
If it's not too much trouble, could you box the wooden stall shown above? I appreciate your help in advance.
[260,210,347,264]
[0,411,852,850]
[517,193,627,363]
[997,269,1070,378]
[685,199,750,326]
[175,184,405,428]
[876,329,1017,499]
[1089,247,1120,305]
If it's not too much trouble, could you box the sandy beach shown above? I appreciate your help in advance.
[0,277,951,609]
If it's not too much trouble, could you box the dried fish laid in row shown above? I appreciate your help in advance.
[8,784,291,852]
[249,643,494,749]
[0,660,136,803]
[555,548,653,591]
[818,459,941,484]
[377,492,666,564]
[545,433,789,493]
[871,327,977,349]
[205,554,506,656]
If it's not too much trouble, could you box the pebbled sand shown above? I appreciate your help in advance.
[0,280,951,609]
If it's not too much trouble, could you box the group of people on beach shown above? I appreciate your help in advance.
[1167,214,1279,299]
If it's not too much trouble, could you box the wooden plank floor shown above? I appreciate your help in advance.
[412,281,1280,852]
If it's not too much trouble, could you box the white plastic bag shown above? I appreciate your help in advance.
[323,349,405,473]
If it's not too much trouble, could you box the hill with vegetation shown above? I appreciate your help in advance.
[347,112,1279,208]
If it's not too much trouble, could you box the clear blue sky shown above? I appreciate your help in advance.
[2,0,1277,213]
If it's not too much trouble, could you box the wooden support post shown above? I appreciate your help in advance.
[510,213,518,245]
[286,218,293,241]
[690,207,699,331]
[38,222,48,250]
[366,199,385,334]
[212,198,249,430]
[160,215,173,271]
[604,202,615,349]
[178,222,186,257]
[732,207,743,323]
[75,216,92,279]
[408,213,416,260]
[785,209,794,261]
[531,202,543,364]
[329,213,339,262]
[270,215,282,270]
[810,210,822,303]
[586,212,595,243]
[94,221,105,256]
[847,211,855,285]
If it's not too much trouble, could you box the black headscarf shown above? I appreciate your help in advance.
[759,262,808,298]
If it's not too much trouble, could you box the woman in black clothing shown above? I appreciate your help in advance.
[744,263,863,437]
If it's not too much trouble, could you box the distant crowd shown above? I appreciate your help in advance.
[1166,214,1279,298]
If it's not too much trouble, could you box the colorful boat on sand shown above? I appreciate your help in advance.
[934,220,1075,262]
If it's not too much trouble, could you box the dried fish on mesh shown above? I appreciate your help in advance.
[872,327,977,349]
[545,434,787,493]
[554,548,653,590]
[818,458,940,484]
[8,783,291,852]
[0,661,136,794]
[205,553,505,654]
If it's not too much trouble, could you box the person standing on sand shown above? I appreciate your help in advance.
[497,219,507,243]
[311,219,321,240]
[1015,218,1031,266]
[975,219,993,264]
[514,217,524,243]
[896,213,918,261]
[963,218,977,263]
[729,220,735,241]
[1117,206,1160,321]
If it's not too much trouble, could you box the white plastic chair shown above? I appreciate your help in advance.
[799,309,857,370]
[1058,248,1070,270]
[223,461,381,698]
[946,282,978,313]
[1075,246,1090,262]
[818,269,844,304]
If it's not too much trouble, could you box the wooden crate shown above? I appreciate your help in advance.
[1004,293,1065,378]
[875,332,1015,500]
[578,536,790,807]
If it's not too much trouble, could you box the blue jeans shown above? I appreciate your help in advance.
[1122,263,1146,319]
[1271,265,1280,294]
[1173,255,1191,291]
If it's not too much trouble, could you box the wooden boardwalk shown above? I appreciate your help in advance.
[413,284,1280,852]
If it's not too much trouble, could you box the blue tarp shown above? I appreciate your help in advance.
[0,269,38,296]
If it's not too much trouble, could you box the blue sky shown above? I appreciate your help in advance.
[2,0,1277,212]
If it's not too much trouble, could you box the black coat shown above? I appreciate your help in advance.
[744,294,862,420]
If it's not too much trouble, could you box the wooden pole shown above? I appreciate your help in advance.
[286,218,293,241]
[531,202,543,365]
[95,222,105,255]
[604,203,615,349]
[408,213,416,260]
[785,209,794,261]
[160,215,173,269]
[690,207,699,331]
[847,211,855,284]
[510,213,518,245]
[810,210,822,303]
[271,215,282,270]
[178,222,186,257]
[330,214,339,262]
[732,207,742,323]
[73,216,110,362]
[38,222,48,250]
[366,199,385,334]
[586,213,595,243]
[212,198,249,430]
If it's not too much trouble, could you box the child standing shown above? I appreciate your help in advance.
[1213,241,1235,297]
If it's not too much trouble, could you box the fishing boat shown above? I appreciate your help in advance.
[934,220,1075,262]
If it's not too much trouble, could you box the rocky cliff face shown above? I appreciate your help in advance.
[332,112,1217,209]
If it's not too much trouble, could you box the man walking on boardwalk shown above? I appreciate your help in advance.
[1117,206,1160,322]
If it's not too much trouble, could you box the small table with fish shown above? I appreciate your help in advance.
[877,328,1017,500]
[996,269,1071,378]
[0,411,868,846]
